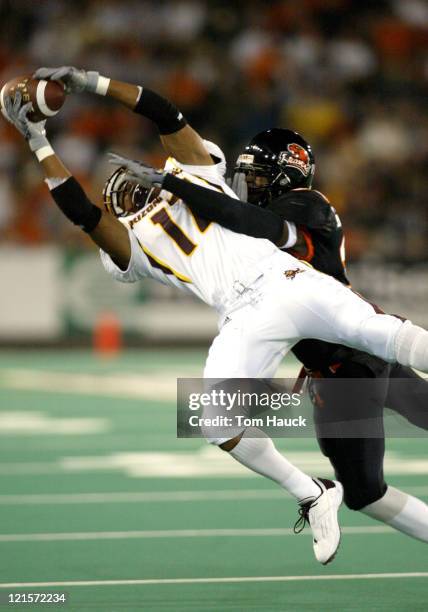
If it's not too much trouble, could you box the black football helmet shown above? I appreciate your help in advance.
[234,128,315,206]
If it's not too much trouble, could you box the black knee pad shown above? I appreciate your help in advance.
[338,459,387,510]
[343,479,387,510]
[319,437,387,510]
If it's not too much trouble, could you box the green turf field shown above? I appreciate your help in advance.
[0,350,427,611]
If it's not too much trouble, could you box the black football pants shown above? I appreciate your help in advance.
[310,361,428,510]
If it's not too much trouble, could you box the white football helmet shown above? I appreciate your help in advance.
[103,166,153,217]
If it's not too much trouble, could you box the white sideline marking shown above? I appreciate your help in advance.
[0,572,427,588]
[0,369,177,401]
[0,365,300,399]
[0,447,426,479]
[0,486,426,506]
[0,411,109,435]
[0,489,286,505]
[0,526,394,542]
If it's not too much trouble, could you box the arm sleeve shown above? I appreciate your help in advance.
[162,173,284,243]
[100,226,148,283]
[49,176,102,233]
[267,189,332,229]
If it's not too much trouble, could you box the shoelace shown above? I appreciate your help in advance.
[293,501,312,534]
[294,479,325,534]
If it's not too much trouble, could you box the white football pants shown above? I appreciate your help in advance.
[204,252,405,443]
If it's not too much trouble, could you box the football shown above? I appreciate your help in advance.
[0,75,65,122]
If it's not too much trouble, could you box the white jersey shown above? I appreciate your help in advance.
[100,158,298,314]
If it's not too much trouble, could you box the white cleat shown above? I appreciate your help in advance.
[294,478,344,565]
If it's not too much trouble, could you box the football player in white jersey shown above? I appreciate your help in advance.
[4,69,428,565]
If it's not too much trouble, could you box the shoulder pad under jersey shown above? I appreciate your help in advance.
[267,189,333,230]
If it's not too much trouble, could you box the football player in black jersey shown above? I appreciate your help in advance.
[116,127,428,545]
[228,130,428,543]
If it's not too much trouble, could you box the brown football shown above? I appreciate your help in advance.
[0,75,65,122]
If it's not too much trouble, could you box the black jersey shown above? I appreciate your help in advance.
[268,189,349,285]
[268,189,372,372]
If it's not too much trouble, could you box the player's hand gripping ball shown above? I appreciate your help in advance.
[0,75,65,122]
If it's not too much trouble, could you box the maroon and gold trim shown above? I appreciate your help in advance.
[150,207,197,256]
[136,238,191,284]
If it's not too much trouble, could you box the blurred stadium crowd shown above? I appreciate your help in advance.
[0,0,427,261]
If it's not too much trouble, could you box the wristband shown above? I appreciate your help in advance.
[95,75,111,96]
[35,145,55,162]
[85,71,110,95]
[280,221,298,249]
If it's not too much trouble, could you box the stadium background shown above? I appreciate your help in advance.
[0,1,427,611]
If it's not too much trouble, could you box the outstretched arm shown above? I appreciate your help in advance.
[108,154,295,248]
[3,93,131,269]
[33,67,212,166]
[162,174,290,245]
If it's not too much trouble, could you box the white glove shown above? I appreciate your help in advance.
[33,66,103,94]
[2,91,49,152]
[108,153,166,189]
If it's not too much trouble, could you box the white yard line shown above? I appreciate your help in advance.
[0,572,427,588]
[0,489,285,505]
[0,525,394,542]
[0,365,299,399]
[0,486,426,505]
[0,449,426,478]
[0,369,177,401]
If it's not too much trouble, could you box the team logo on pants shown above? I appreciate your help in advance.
[284,268,305,280]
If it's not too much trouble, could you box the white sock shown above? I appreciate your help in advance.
[361,486,428,542]
[229,431,320,501]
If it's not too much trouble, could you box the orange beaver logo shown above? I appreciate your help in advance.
[288,143,309,163]
[278,143,311,176]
